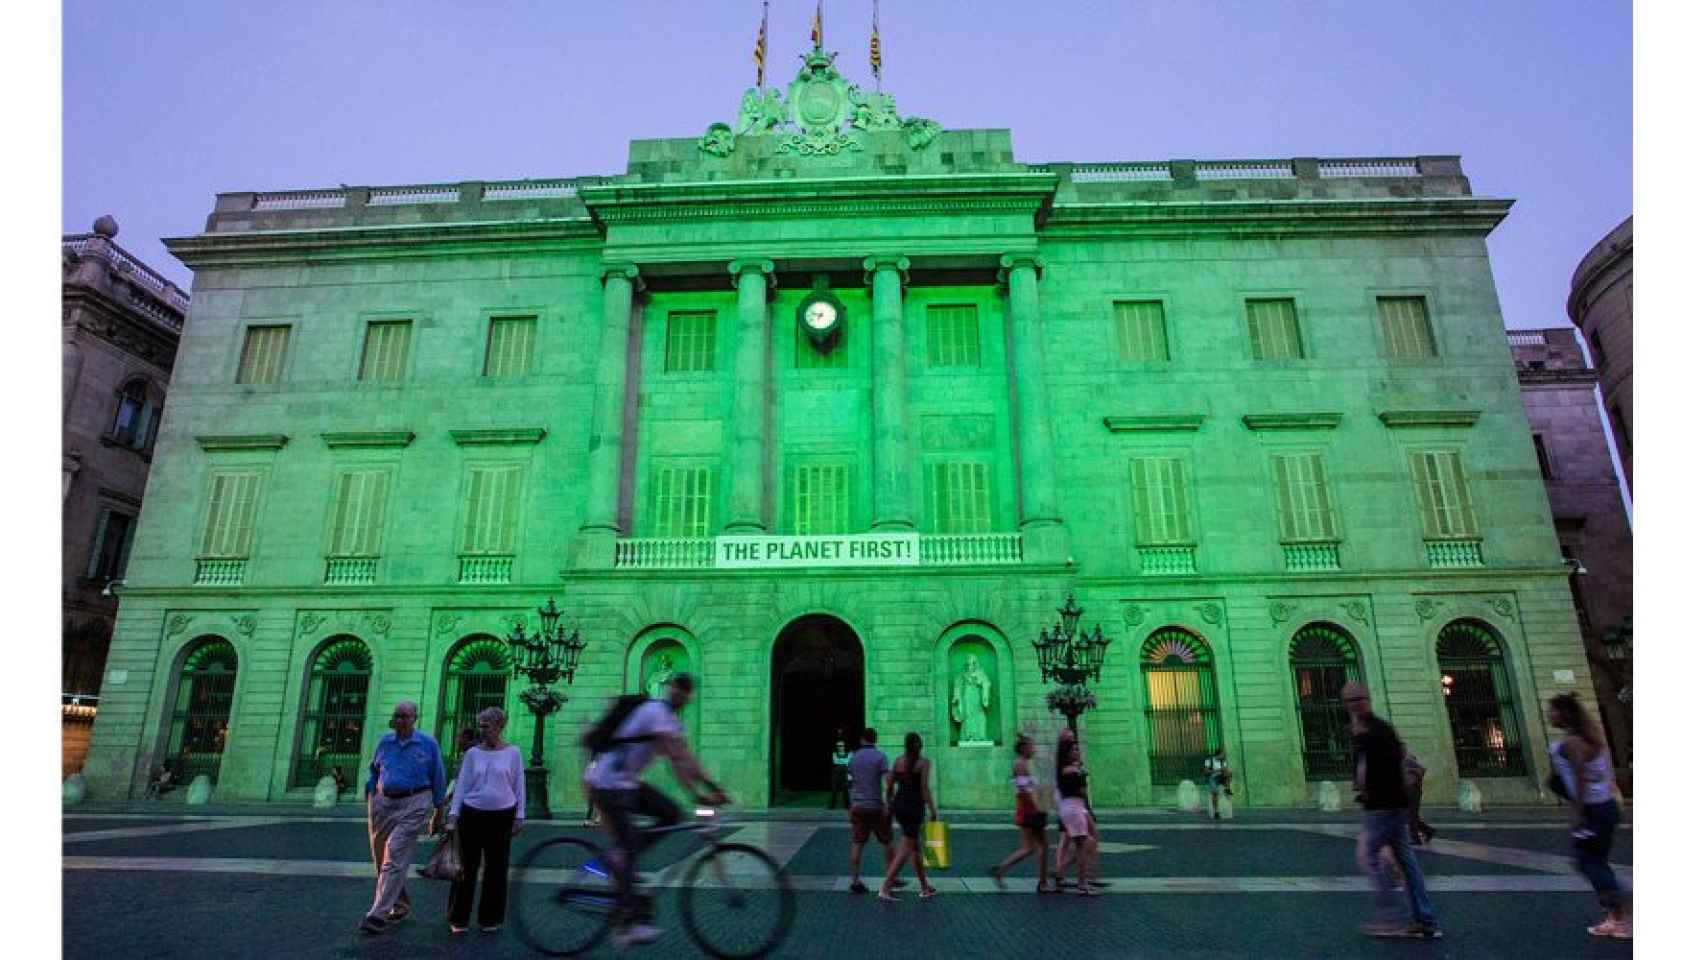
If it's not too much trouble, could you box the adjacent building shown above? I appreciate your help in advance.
[62,216,188,776]
[1567,216,1632,490]
[83,47,1599,809]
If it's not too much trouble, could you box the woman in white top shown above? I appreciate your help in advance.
[445,707,525,934]
[1547,692,1629,940]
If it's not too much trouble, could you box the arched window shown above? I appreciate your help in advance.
[166,637,238,784]
[1139,628,1222,785]
[1290,623,1363,781]
[1438,620,1526,776]
[437,635,510,772]
[291,637,373,787]
[110,379,154,450]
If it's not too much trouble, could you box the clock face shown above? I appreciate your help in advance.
[804,301,838,331]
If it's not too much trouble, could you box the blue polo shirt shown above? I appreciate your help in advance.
[365,730,447,807]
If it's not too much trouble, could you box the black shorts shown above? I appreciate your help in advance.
[893,805,924,840]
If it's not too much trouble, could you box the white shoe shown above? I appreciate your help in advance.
[613,924,664,948]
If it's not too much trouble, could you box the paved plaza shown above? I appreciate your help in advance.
[63,805,1632,958]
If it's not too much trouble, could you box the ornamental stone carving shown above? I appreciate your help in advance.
[1488,597,1515,620]
[299,612,329,637]
[699,49,941,158]
[166,614,193,637]
[1268,601,1294,626]
[1341,600,1370,625]
[1122,603,1146,627]
[950,654,994,746]
[1194,603,1224,626]
[230,614,257,638]
[1415,599,1442,621]
[434,613,464,638]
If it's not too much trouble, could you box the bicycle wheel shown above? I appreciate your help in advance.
[679,842,795,960]
[510,836,618,957]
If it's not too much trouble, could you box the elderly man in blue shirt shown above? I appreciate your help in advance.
[360,700,447,935]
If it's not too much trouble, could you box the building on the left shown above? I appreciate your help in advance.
[62,216,188,777]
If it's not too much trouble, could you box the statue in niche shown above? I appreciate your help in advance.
[951,653,994,745]
[645,651,678,700]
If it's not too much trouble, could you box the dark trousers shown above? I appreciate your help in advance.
[1407,786,1435,843]
[827,769,850,809]
[1573,800,1624,908]
[594,784,681,919]
[449,805,516,928]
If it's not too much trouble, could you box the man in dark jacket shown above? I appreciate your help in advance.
[1344,682,1442,940]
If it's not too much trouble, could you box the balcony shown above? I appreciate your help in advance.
[458,555,514,584]
[1425,539,1485,569]
[193,559,246,586]
[1282,542,1342,573]
[324,557,377,586]
[1136,545,1197,575]
[919,533,1023,566]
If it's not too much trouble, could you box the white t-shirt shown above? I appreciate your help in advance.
[449,744,525,820]
[586,699,683,790]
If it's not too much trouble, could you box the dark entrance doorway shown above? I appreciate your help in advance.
[770,615,864,807]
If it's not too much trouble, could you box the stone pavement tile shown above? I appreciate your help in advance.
[1440,827,1633,865]
[63,817,200,834]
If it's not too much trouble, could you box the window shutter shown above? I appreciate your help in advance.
[461,470,486,552]
[1410,452,1445,538]
[363,472,389,555]
[87,509,111,578]
[329,473,357,555]
[497,467,522,552]
[113,515,135,578]
[1166,459,1191,542]
[200,474,230,556]
[1271,457,1298,541]
[1130,459,1153,543]
[1439,452,1477,536]
[651,468,673,536]
[230,473,259,556]
[1308,453,1337,539]
[131,402,155,451]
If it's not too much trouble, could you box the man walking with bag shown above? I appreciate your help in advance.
[360,701,447,935]
[1343,682,1442,940]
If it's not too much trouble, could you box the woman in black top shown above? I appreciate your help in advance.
[1053,740,1100,895]
[878,732,939,901]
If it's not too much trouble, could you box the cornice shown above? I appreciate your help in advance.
[163,218,602,269]
[449,428,547,446]
[1377,409,1481,428]
[1103,414,1207,433]
[321,431,416,449]
[62,289,181,370]
[1041,197,1514,238]
[581,173,1058,224]
[1242,413,1342,431]
[196,434,290,451]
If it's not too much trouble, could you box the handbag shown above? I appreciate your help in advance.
[922,820,951,869]
[420,828,464,881]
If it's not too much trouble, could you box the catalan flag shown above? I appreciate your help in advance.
[753,1,768,86]
[811,0,823,49]
[869,0,881,84]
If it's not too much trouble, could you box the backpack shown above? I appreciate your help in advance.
[580,694,652,754]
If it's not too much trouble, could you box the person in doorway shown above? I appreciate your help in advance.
[1054,739,1101,895]
[1547,692,1630,940]
[877,732,939,901]
[1204,748,1234,820]
[990,734,1051,892]
[828,739,852,809]
[1343,682,1441,940]
[359,701,447,936]
[1402,750,1436,845]
[445,707,524,935]
[845,727,904,894]
[330,765,349,802]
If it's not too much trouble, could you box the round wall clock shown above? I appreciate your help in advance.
[796,290,847,347]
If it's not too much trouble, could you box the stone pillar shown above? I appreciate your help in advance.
[864,256,915,531]
[573,263,642,567]
[724,258,775,534]
[1000,253,1068,563]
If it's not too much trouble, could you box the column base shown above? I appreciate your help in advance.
[721,522,766,535]
[569,528,618,570]
[1021,519,1071,566]
[870,519,916,533]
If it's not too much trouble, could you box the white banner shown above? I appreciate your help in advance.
[713,532,921,568]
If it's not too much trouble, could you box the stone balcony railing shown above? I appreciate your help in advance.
[1135,545,1198,575]
[611,533,1023,570]
[193,559,246,587]
[62,234,192,320]
[1282,542,1342,573]
[324,557,378,586]
[458,555,514,584]
[1425,539,1485,569]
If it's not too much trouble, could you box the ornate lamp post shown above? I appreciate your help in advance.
[505,599,587,820]
[1032,593,1112,732]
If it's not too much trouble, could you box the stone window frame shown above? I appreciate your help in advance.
[106,375,161,453]
[480,313,541,380]
[194,466,270,561]
[1108,295,1173,366]
[645,457,719,538]
[1370,290,1442,362]
[923,302,982,369]
[924,456,996,535]
[234,323,294,386]
[456,460,528,557]
[84,497,139,583]
[1238,292,1309,362]
[1403,444,1480,541]
[322,465,395,560]
[352,311,422,384]
[782,450,858,536]
[663,308,719,374]
[1127,451,1198,547]
[1531,432,1555,481]
[1265,447,1342,545]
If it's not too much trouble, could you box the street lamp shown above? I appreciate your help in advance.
[506,598,587,820]
[1032,593,1112,732]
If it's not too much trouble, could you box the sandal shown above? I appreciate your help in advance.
[919,886,938,899]
[876,889,898,902]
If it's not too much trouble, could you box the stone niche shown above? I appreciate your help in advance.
[947,636,1002,747]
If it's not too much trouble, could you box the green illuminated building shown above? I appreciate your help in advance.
[83,48,1596,810]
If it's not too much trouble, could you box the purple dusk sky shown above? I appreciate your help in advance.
[63,1,1630,330]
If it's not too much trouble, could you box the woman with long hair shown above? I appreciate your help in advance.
[990,733,1050,892]
[877,732,939,901]
[445,708,525,934]
[1547,692,1630,939]
[1054,739,1100,895]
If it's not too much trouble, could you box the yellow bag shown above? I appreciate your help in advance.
[922,820,950,869]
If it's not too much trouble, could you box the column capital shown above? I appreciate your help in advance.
[599,262,644,291]
[861,255,911,286]
[997,253,1044,284]
[727,258,777,288]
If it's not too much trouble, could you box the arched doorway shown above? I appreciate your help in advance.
[437,635,511,773]
[1437,619,1526,777]
[166,636,239,785]
[1139,627,1222,785]
[291,636,373,787]
[770,615,864,806]
[1289,623,1363,781]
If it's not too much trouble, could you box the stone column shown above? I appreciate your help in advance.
[573,263,642,566]
[1000,253,1068,562]
[724,258,775,534]
[864,255,915,531]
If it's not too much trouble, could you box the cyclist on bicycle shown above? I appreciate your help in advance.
[585,672,727,948]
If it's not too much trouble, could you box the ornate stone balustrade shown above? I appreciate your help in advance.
[614,538,717,570]
[252,191,347,210]
[1506,331,1548,347]
[1062,161,1172,182]
[193,559,246,586]
[918,533,1023,565]
[481,180,579,201]
[1282,542,1342,573]
[1136,545,1197,575]
[324,557,378,586]
[63,235,191,315]
[1424,539,1485,569]
[458,555,514,584]
[1319,159,1422,178]
[1197,160,1296,180]
[369,185,461,205]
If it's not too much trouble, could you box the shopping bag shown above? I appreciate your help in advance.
[420,829,464,881]
[922,820,950,869]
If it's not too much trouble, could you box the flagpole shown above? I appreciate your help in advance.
[871,0,880,91]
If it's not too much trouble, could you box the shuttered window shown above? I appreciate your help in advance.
[1408,450,1478,538]
[790,463,850,534]
[236,325,290,384]
[1114,301,1169,362]
[86,509,136,580]
[665,311,716,372]
[111,380,154,450]
[460,466,524,555]
[483,316,536,378]
[651,466,713,537]
[1130,457,1192,544]
[359,321,412,382]
[199,471,263,558]
[1378,297,1437,358]
[327,470,390,557]
[931,461,992,534]
[1245,299,1303,360]
[926,305,980,368]
[1270,453,1338,541]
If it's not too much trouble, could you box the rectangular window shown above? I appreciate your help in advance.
[926,304,980,368]
[664,311,717,372]
[236,325,290,384]
[1245,298,1303,360]
[931,461,992,533]
[1408,450,1479,538]
[328,470,391,557]
[1113,301,1169,362]
[795,321,849,369]
[1130,457,1193,544]
[483,316,537,378]
[359,321,412,382]
[651,466,712,537]
[199,471,263,558]
[460,466,524,555]
[1377,296,1438,359]
[1270,453,1338,541]
[789,463,850,534]
[85,509,135,580]
[1532,434,1554,480]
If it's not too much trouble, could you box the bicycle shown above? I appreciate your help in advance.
[511,808,795,958]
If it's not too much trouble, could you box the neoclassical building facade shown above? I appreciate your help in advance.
[84,49,1597,809]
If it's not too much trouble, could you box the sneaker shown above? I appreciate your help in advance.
[1404,924,1443,940]
[848,880,869,894]
[612,924,664,948]
[1612,921,1632,940]
[358,915,388,935]
[449,924,467,935]
[1588,916,1619,938]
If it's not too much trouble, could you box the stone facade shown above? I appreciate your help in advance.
[83,51,1598,810]
[1567,216,1632,488]
[62,217,187,776]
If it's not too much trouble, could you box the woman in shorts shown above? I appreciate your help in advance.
[1053,740,1099,895]
[990,734,1050,892]
[878,732,939,901]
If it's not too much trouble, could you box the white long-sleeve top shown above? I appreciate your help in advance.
[448,744,525,821]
